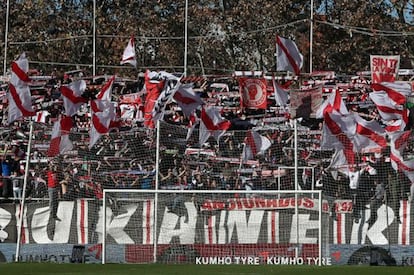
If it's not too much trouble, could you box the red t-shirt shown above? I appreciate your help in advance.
[47,170,58,188]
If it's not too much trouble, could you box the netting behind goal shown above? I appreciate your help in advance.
[102,189,327,265]
[6,119,414,265]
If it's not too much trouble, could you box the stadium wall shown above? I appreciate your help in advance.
[0,198,413,265]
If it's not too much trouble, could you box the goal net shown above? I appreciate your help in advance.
[102,189,328,265]
[6,119,413,265]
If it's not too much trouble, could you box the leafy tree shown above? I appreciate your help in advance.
[1,0,413,75]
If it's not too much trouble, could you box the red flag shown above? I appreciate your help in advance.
[239,77,267,109]
[276,36,303,75]
[120,36,137,67]
[47,116,73,157]
[60,80,87,116]
[143,70,165,128]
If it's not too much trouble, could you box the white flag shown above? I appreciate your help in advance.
[276,36,303,75]
[120,36,137,67]
[61,80,87,116]
[199,106,231,146]
[8,53,35,124]
[243,130,271,160]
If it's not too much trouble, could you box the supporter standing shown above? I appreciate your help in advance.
[47,164,60,221]
[1,154,13,199]
[367,180,386,228]
[11,171,22,203]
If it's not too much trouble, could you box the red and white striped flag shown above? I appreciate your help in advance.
[60,79,87,116]
[8,53,35,124]
[89,102,115,149]
[272,77,289,106]
[120,36,137,67]
[243,130,271,160]
[32,110,50,123]
[47,116,73,157]
[353,113,387,152]
[91,76,115,113]
[186,112,198,140]
[95,75,115,101]
[199,106,231,146]
[173,83,203,117]
[369,91,406,121]
[371,82,411,105]
[389,130,414,181]
[322,111,356,169]
[276,36,303,75]
[384,118,408,133]
[316,89,348,118]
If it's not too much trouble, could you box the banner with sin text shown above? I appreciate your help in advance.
[370,55,400,84]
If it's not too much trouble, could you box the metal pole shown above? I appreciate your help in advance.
[93,0,96,76]
[196,52,205,76]
[102,190,107,264]
[153,120,161,263]
[183,0,188,77]
[3,0,10,77]
[15,120,34,262]
[294,119,298,192]
[318,190,322,266]
[309,0,314,74]
[294,118,299,258]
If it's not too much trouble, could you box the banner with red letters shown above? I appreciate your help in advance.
[370,55,400,84]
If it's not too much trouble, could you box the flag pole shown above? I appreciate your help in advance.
[92,0,96,76]
[15,120,34,262]
[294,117,300,259]
[183,0,188,77]
[237,142,247,187]
[153,119,160,262]
[3,0,10,77]
[309,0,314,74]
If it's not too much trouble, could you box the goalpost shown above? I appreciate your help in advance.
[102,189,327,265]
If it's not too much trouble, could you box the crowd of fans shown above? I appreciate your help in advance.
[0,68,413,226]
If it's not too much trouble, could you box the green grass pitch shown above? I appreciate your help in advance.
[0,264,413,275]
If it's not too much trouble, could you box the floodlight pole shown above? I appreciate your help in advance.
[92,0,96,76]
[3,0,10,77]
[183,0,188,77]
[309,0,314,74]
[15,120,34,262]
